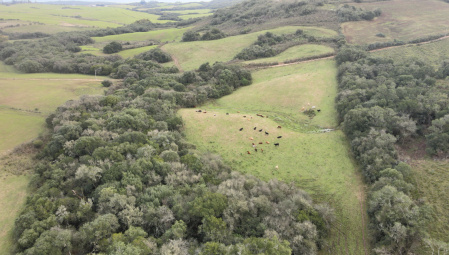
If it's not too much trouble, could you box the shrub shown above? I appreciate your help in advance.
[103,41,122,54]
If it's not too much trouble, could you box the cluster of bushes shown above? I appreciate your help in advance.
[337,4,381,21]
[210,0,322,27]
[235,30,337,61]
[103,41,123,54]
[181,28,226,42]
[13,59,332,254]
[135,48,172,63]
[366,33,449,51]
[157,13,182,21]
[335,46,449,253]
[0,31,50,40]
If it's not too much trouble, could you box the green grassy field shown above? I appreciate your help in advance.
[372,37,449,66]
[411,160,449,243]
[0,108,43,154]
[342,0,449,45]
[162,26,338,70]
[0,3,170,34]
[243,44,334,65]
[179,59,369,254]
[118,45,159,58]
[0,172,30,254]
[92,27,191,43]
[0,62,105,153]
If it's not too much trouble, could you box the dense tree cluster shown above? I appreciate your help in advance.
[336,4,381,22]
[13,60,331,254]
[210,0,323,27]
[103,41,123,54]
[335,46,449,254]
[135,48,172,63]
[235,30,337,61]
[181,29,226,42]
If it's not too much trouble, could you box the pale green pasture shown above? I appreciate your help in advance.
[0,76,104,113]
[162,26,338,70]
[163,9,212,14]
[79,45,105,56]
[178,13,213,20]
[92,27,191,43]
[2,24,93,34]
[118,45,158,58]
[0,3,168,28]
[372,37,449,66]
[179,59,368,254]
[0,109,43,153]
[243,44,334,65]
[0,172,30,254]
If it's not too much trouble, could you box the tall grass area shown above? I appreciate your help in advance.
[179,60,369,254]
[162,26,338,71]
[342,0,449,45]
[0,173,30,254]
[372,37,449,66]
[0,109,43,154]
[412,160,449,245]
[243,44,334,65]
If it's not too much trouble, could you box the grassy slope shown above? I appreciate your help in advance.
[0,172,30,254]
[342,0,449,45]
[179,59,368,254]
[162,26,338,71]
[411,160,449,244]
[92,27,191,43]
[0,3,169,33]
[243,44,334,65]
[372,37,449,66]
[0,62,105,153]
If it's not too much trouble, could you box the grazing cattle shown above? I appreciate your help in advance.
[265,131,269,135]
[199,110,202,112]
[274,143,279,147]
[277,126,282,129]
[255,148,258,152]
[317,109,321,112]
[250,137,254,140]
[243,116,246,118]
[259,129,263,132]
[214,114,216,116]
[277,136,282,139]
[239,128,243,131]
[247,151,251,154]
[254,127,257,130]
[226,113,229,115]
[259,142,263,144]
[237,111,240,113]
[261,148,264,153]
[203,111,207,113]
[266,141,270,144]
[275,165,279,170]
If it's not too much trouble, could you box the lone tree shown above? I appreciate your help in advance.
[103,41,122,54]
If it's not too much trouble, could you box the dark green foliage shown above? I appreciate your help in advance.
[337,4,381,21]
[182,31,201,42]
[200,28,226,40]
[426,115,449,155]
[103,41,123,54]
[335,46,440,253]
[102,79,113,87]
[136,48,172,63]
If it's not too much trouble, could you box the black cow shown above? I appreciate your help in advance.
[259,129,263,132]
[274,143,279,147]
[239,128,243,131]
[254,127,257,130]
[277,136,282,139]
[265,131,269,135]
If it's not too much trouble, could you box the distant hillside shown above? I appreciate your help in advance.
[201,0,339,34]
[205,0,245,8]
